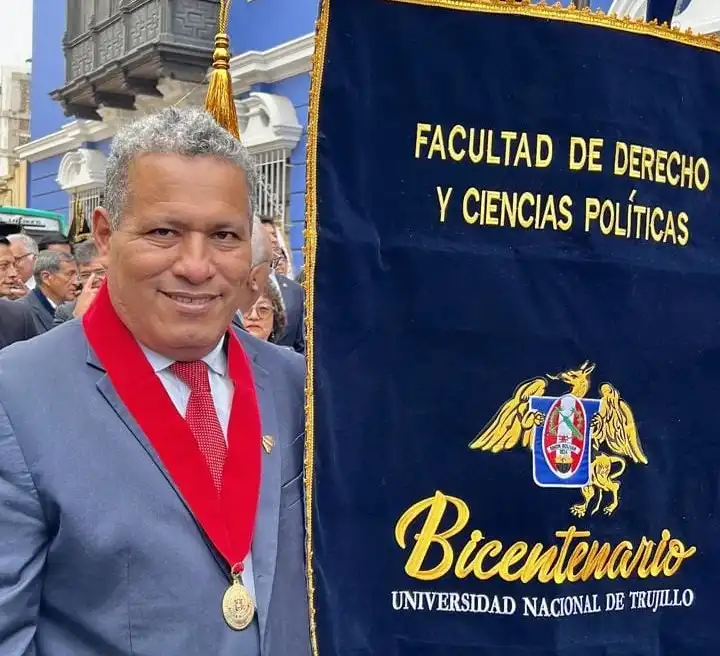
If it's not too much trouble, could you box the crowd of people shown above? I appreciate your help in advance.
[0,210,305,353]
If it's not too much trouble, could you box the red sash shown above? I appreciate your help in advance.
[83,282,262,571]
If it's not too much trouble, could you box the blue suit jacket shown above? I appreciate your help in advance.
[0,299,38,349]
[0,320,310,655]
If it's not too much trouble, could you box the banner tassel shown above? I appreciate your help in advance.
[204,0,240,138]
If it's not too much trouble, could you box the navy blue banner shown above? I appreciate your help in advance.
[305,1,720,654]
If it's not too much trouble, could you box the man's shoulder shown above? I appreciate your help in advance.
[0,319,86,378]
[276,274,303,297]
[0,298,32,320]
[235,329,303,386]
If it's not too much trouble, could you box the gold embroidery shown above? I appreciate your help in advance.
[395,492,696,583]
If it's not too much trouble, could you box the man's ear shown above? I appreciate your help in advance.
[92,207,113,257]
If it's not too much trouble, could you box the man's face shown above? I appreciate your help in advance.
[237,226,272,314]
[0,244,21,297]
[261,222,278,250]
[9,241,35,283]
[94,153,253,361]
[41,259,79,303]
[78,255,108,293]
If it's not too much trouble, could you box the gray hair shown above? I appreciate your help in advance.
[73,238,98,266]
[33,251,75,284]
[8,233,39,256]
[104,107,257,229]
[251,215,271,267]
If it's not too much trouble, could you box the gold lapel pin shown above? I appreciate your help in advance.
[262,435,275,454]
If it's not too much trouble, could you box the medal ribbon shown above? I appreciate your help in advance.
[83,282,262,570]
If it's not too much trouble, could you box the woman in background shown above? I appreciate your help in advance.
[243,277,288,344]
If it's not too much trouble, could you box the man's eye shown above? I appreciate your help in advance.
[150,228,176,237]
[214,231,238,240]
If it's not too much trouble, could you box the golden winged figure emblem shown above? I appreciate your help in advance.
[469,362,647,517]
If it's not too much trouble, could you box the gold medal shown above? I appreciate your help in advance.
[222,568,255,631]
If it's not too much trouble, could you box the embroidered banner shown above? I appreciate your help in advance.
[305,1,720,654]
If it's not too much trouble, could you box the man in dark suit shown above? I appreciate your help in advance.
[0,228,27,300]
[0,299,38,349]
[21,250,78,332]
[275,272,305,354]
[53,238,107,327]
[257,215,305,354]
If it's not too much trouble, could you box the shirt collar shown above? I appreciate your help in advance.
[139,337,228,376]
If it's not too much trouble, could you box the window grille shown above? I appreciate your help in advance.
[252,149,291,232]
[69,187,104,236]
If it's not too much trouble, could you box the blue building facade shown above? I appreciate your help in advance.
[28,0,708,268]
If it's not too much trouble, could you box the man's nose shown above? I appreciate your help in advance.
[173,234,215,283]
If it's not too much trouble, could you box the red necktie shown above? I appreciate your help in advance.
[170,360,227,492]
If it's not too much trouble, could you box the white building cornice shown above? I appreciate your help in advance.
[230,33,315,94]
[56,148,107,192]
[237,92,303,153]
[15,120,114,163]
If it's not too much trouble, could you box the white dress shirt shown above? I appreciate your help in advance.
[139,340,256,601]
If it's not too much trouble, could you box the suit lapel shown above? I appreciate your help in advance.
[239,332,282,653]
[87,344,229,575]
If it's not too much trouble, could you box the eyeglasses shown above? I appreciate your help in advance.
[79,268,106,283]
[14,253,33,265]
[244,303,273,320]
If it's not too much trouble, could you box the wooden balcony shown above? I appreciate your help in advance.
[52,0,220,120]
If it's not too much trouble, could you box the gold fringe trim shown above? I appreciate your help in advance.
[302,0,719,654]
[391,0,720,52]
[303,0,331,652]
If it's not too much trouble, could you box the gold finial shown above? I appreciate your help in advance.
[204,0,239,138]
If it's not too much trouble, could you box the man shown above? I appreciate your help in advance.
[0,235,22,300]
[53,238,107,326]
[0,227,27,300]
[0,107,309,655]
[259,214,279,254]
[20,250,78,333]
[37,232,72,254]
[232,215,273,333]
[8,233,39,291]
[274,271,305,354]
[258,216,305,354]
